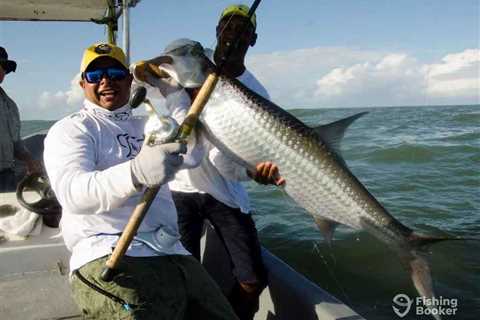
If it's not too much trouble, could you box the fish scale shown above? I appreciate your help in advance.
[202,76,376,231]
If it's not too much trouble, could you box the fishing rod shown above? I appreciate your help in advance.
[101,0,263,281]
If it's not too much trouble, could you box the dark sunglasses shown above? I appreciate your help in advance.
[84,67,129,83]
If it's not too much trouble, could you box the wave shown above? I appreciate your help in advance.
[451,112,480,124]
[21,120,56,137]
[366,143,478,163]
[439,131,480,143]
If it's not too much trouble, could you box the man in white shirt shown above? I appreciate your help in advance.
[43,42,238,320]
[132,5,284,320]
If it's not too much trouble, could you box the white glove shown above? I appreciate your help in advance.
[131,142,186,188]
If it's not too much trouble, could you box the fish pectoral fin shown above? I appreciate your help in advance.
[313,216,339,246]
[313,111,368,154]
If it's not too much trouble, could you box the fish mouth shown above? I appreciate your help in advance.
[159,55,207,88]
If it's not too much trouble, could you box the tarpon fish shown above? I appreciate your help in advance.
[156,43,459,319]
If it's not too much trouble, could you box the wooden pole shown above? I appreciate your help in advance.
[101,72,219,281]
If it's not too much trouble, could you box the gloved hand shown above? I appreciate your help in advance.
[131,142,187,188]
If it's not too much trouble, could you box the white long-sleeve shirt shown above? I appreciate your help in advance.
[166,63,270,214]
[44,100,189,272]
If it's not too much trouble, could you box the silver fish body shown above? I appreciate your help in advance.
[157,42,454,318]
[201,76,412,246]
[199,76,453,320]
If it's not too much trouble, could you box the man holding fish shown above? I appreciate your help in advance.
[132,4,284,320]
[132,1,463,318]
[44,42,241,320]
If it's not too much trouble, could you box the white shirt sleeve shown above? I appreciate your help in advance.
[207,146,250,182]
[163,89,206,169]
[164,89,191,123]
[237,70,270,100]
[44,119,138,215]
[165,87,251,181]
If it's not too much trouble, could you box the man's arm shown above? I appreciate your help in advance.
[43,120,139,215]
[44,117,187,215]
[8,95,42,174]
[13,140,42,174]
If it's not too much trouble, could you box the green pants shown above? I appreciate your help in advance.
[71,255,239,320]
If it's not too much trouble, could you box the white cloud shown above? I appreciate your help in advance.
[247,47,384,107]
[425,49,480,98]
[27,48,479,120]
[426,78,478,97]
[314,53,427,106]
[38,73,83,117]
[247,48,479,108]
[427,49,479,78]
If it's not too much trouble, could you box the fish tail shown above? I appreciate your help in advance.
[401,233,468,320]
[401,250,440,320]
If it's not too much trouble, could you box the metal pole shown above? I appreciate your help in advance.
[106,0,116,45]
[122,0,130,64]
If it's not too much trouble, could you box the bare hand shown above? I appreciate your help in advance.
[249,162,285,186]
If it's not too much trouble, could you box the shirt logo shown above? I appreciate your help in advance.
[117,133,144,158]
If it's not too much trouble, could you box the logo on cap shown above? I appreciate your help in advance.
[95,44,112,54]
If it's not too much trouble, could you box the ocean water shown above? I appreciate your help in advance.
[22,105,479,319]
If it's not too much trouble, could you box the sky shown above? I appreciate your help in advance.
[0,0,479,120]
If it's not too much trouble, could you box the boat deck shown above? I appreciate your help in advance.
[1,190,364,320]
[0,192,80,320]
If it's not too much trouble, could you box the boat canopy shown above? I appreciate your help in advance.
[0,0,138,22]
[0,0,140,54]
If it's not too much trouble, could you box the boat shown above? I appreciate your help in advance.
[1,135,364,319]
[0,1,364,319]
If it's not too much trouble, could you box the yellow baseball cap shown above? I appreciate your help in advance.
[80,43,128,72]
[220,4,256,29]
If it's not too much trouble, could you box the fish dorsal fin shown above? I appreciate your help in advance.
[313,112,368,154]
[313,216,339,246]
